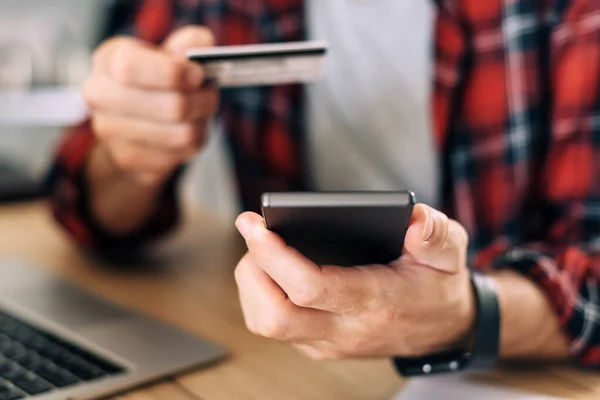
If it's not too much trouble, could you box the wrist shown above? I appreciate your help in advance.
[435,272,478,353]
[393,271,500,376]
[456,276,478,351]
[86,144,168,235]
[88,144,166,192]
[487,270,570,360]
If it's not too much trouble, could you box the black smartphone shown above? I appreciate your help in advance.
[261,191,415,266]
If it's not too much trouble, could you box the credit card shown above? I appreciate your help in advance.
[187,41,328,88]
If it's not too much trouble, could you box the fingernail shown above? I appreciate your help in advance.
[235,218,252,241]
[422,208,434,242]
[186,66,205,88]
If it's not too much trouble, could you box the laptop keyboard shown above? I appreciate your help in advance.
[0,311,125,399]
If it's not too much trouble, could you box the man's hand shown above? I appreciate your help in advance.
[84,26,219,186]
[83,26,219,235]
[234,204,476,360]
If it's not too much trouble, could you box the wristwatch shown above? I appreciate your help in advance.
[392,272,500,377]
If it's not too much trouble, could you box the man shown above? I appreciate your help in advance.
[46,0,600,372]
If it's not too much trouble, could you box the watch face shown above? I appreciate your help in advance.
[392,351,471,377]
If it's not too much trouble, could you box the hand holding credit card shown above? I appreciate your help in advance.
[187,41,328,87]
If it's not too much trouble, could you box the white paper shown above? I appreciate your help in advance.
[393,375,566,400]
[0,87,88,126]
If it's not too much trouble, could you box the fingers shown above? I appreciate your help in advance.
[94,36,205,91]
[235,212,375,314]
[83,74,219,124]
[84,26,218,187]
[237,212,328,308]
[403,204,469,274]
[163,26,215,56]
[92,112,208,150]
[235,254,336,343]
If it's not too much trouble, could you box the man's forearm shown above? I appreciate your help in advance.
[86,144,166,235]
[490,269,570,360]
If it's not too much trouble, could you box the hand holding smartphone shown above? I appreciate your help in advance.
[261,191,415,266]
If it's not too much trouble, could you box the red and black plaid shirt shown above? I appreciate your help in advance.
[46,0,600,366]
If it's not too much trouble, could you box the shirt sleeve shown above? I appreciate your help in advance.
[44,121,184,260]
[433,0,600,367]
[472,241,600,367]
[45,0,183,259]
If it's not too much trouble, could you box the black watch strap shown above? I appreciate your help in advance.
[392,271,500,376]
[467,272,500,370]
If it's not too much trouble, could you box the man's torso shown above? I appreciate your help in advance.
[124,0,600,257]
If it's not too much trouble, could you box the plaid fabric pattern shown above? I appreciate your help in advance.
[435,0,600,364]
[46,0,600,365]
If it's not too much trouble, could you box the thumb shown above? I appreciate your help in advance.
[163,26,216,56]
[403,204,468,274]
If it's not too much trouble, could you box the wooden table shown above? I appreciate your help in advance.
[1,202,599,400]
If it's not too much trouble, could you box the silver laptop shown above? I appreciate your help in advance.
[0,260,226,400]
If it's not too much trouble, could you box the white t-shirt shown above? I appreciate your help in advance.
[306,0,438,206]
[189,0,438,216]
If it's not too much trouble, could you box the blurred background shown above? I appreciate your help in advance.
[0,0,432,218]
[0,0,109,178]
